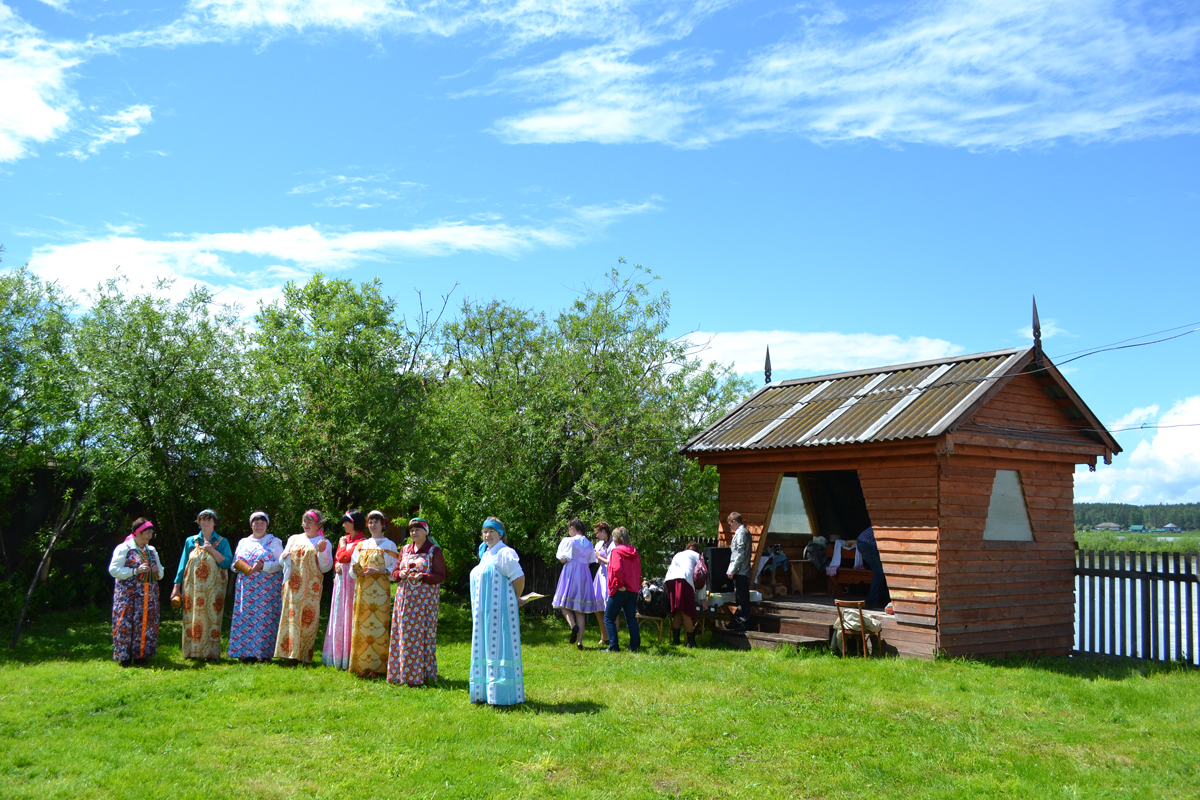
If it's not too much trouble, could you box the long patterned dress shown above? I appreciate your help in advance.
[470,542,525,706]
[275,533,331,662]
[348,537,398,677]
[552,534,601,613]
[387,543,441,686]
[227,534,284,659]
[109,541,164,662]
[321,534,362,669]
[180,543,228,659]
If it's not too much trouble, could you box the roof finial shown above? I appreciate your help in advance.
[764,346,772,385]
[1032,295,1044,370]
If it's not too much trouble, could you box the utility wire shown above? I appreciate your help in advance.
[690,323,1200,446]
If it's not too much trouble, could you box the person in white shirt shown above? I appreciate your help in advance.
[108,517,165,666]
[227,510,285,662]
[274,510,333,663]
[664,541,708,648]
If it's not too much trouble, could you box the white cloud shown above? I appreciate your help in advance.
[494,0,1200,149]
[1076,396,1200,503]
[1110,404,1159,429]
[61,103,153,160]
[1014,318,1069,340]
[0,3,80,161]
[29,199,658,310]
[689,329,963,376]
[288,173,424,208]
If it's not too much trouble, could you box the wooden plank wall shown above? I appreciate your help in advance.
[937,449,1076,657]
[715,446,942,660]
[966,372,1096,444]
[858,461,939,659]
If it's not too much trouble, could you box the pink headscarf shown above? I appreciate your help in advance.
[303,509,325,537]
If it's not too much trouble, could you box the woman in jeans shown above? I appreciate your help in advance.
[603,527,641,653]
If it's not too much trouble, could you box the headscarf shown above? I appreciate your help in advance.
[407,516,440,549]
[124,519,155,543]
[249,511,270,526]
[479,518,504,558]
[303,509,325,539]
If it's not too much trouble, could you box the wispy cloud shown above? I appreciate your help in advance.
[29,198,659,309]
[1076,396,1200,503]
[1110,404,1160,429]
[61,103,153,159]
[1014,318,1069,340]
[493,0,1200,149]
[0,3,80,162]
[689,329,963,376]
[288,173,424,209]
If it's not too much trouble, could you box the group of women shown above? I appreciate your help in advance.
[107,508,471,695]
[107,508,706,707]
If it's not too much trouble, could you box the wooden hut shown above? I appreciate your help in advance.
[682,346,1120,659]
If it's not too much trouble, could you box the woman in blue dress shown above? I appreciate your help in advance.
[469,517,526,706]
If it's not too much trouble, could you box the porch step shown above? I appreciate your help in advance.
[717,630,827,652]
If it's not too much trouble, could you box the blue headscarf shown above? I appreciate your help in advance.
[479,518,505,558]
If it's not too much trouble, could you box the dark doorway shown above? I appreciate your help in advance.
[803,470,872,540]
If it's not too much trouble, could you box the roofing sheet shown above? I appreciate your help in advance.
[685,349,1024,452]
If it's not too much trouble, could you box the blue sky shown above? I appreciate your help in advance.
[2,0,1199,505]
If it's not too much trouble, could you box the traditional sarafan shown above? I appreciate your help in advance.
[274,511,333,662]
[109,519,165,665]
[470,518,525,706]
[388,517,445,687]
[348,533,399,677]
[323,510,367,669]
[228,511,284,660]
[175,510,233,660]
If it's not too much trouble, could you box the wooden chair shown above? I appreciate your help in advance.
[833,599,879,658]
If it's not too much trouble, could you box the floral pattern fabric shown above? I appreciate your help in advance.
[227,537,283,659]
[348,543,396,677]
[181,545,227,659]
[112,547,161,662]
[274,537,324,662]
[387,545,440,686]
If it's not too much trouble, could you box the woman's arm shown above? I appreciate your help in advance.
[512,575,525,602]
[421,547,447,585]
[109,545,133,580]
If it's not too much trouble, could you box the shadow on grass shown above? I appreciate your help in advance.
[966,652,1196,681]
[496,699,605,715]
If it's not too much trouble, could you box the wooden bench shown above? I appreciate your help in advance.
[825,545,874,598]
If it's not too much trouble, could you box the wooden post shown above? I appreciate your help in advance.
[1173,553,1183,662]
[1186,553,1195,666]
[1149,552,1159,661]
[1107,549,1116,658]
[1139,551,1151,660]
[1118,551,1127,657]
[1091,550,1100,655]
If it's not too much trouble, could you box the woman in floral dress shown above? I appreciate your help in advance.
[274,510,332,663]
[227,510,284,662]
[108,517,165,666]
[171,508,233,660]
[387,517,446,686]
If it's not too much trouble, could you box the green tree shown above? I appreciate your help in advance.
[73,279,253,565]
[247,275,443,526]
[429,264,748,576]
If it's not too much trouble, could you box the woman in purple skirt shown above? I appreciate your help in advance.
[552,518,602,650]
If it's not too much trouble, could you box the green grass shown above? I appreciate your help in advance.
[2,603,1199,799]
[1075,530,1200,554]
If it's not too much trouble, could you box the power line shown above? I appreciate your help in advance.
[692,322,1200,446]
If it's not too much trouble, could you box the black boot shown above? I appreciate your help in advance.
[671,627,681,646]
[686,631,696,649]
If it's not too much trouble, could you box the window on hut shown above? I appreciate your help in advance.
[982,469,1035,542]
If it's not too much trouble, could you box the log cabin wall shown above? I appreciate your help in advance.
[934,372,1097,658]
[936,450,1077,656]
[711,441,943,659]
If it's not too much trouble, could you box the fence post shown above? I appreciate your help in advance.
[1140,551,1151,660]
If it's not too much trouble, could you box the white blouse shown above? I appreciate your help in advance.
[234,534,285,574]
[483,542,524,581]
[280,533,333,582]
[355,536,400,572]
[108,541,165,581]
[664,549,702,589]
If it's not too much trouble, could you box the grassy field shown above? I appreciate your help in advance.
[2,601,1199,799]
[1075,530,1200,554]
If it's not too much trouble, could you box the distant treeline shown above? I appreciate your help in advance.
[1075,503,1200,531]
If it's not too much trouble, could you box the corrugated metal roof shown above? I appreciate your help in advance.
[684,348,1027,452]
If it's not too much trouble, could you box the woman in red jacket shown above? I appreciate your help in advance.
[603,527,642,653]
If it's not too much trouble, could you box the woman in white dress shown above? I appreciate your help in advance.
[469,517,526,706]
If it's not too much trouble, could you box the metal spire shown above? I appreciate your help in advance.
[1032,296,1044,370]
[764,346,772,385]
